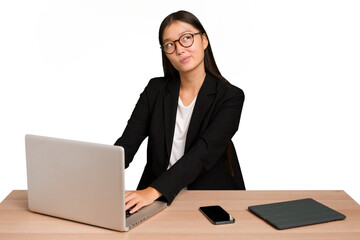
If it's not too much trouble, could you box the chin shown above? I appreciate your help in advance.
[175,63,197,74]
[172,58,205,75]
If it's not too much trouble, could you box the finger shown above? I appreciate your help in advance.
[125,199,139,211]
[125,193,136,203]
[130,202,144,214]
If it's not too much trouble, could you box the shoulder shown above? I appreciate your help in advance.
[142,76,169,96]
[144,76,177,92]
[141,76,178,104]
[209,74,244,101]
[145,76,167,90]
[224,81,244,99]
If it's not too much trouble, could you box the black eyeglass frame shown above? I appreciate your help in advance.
[161,32,203,54]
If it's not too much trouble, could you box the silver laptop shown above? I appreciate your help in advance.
[25,134,167,231]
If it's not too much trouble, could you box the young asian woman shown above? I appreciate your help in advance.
[115,10,245,214]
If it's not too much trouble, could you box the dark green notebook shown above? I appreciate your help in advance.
[248,198,346,230]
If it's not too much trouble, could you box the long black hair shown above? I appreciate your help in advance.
[159,10,227,83]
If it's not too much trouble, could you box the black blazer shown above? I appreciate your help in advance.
[115,73,245,204]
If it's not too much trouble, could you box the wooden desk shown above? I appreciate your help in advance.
[0,190,359,239]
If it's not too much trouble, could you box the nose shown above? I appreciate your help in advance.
[174,41,185,55]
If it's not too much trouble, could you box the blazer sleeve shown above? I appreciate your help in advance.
[114,80,153,168]
[150,87,245,204]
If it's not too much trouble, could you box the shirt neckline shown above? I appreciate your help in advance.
[178,95,197,108]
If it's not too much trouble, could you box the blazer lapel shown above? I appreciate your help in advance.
[185,73,217,152]
[163,77,180,161]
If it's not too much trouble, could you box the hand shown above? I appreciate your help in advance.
[125,187,162,214]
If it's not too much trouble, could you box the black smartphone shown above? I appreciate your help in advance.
[199,205,235,225]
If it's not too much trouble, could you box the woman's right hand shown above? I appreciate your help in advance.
[125,187,162,213]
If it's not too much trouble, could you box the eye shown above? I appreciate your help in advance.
[182,35,191,41]
[164,42,174,48]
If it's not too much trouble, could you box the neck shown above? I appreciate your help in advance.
[179,69,206,94]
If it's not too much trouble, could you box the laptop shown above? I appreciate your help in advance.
[25,134,167,231]
[248,198,346,230]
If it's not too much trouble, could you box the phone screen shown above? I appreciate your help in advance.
[199,205,235,225]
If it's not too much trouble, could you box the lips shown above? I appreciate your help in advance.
[180,56,191,63]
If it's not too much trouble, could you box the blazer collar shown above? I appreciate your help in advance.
[163,76,180,164]
[163,73,218,161]
[185,73,217,152]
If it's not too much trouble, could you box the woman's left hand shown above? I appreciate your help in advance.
[125,187,162,214]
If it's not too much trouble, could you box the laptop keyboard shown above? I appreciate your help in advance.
[126,210,131,218]
[126,209,134,218]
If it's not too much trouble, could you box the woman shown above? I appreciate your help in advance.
[115,10,245,214]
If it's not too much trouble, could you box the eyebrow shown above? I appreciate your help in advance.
[162,31,193,44]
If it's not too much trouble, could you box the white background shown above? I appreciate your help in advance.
[1,0,359,203]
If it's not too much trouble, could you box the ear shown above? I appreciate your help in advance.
[202,33,209,50]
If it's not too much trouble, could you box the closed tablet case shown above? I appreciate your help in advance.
[248,198,346,230]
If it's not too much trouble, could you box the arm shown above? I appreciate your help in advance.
[115,78,164,213]
[114,80,152,168]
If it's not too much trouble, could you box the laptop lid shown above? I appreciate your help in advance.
[25,134,127,231]
[248,198,346,230]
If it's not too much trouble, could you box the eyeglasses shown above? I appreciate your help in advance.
[161,32,203,54]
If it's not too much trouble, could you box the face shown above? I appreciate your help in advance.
[162,21,208,75]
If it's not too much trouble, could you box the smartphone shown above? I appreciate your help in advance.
[199,205,235,225]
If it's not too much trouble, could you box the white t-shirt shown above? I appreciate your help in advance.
[167,95,197,169]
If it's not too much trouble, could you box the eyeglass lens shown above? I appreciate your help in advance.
[163,33,194,54]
